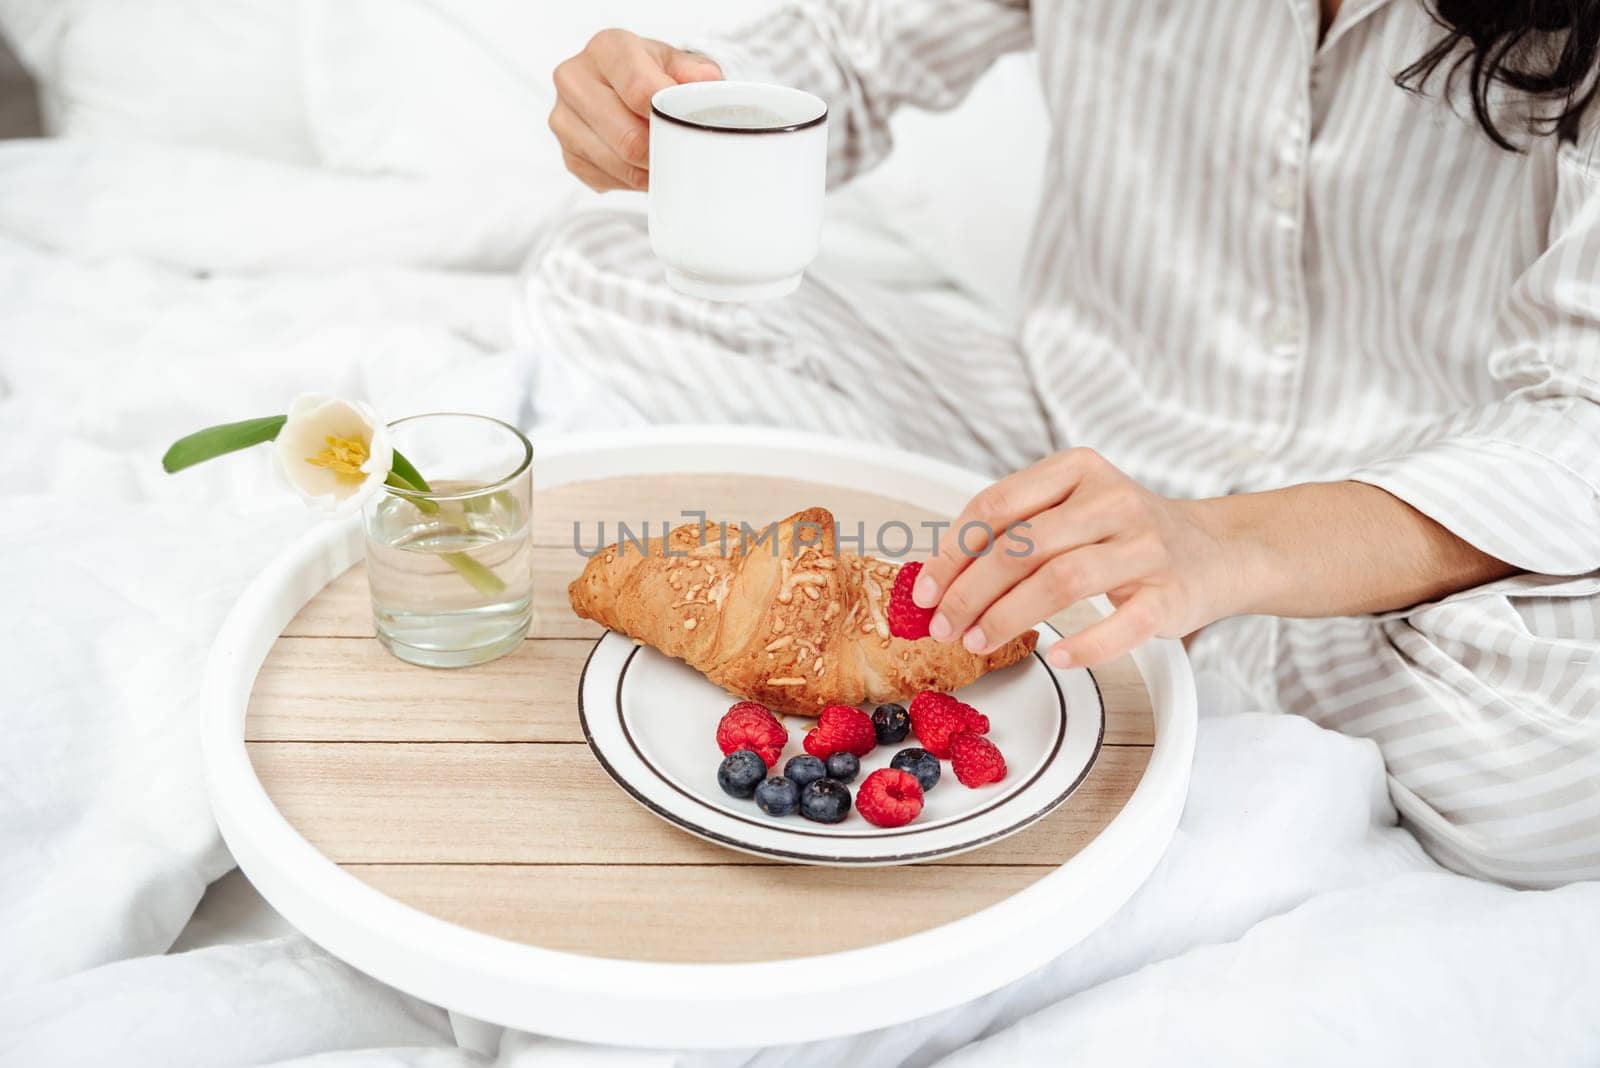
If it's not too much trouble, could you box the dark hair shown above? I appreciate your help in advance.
[1398,1,1600,150]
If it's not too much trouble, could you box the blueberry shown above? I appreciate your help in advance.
[755,776,801,817]
[824,751,860,783]
[890,747,941,792]
[717,749,767,799]
[784,754,827,789]
[872,702,911,744]
[799,778,852,824]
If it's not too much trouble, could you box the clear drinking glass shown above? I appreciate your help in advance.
[362,413,533,668]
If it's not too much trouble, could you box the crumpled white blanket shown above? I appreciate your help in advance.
[1,137,1597,1068]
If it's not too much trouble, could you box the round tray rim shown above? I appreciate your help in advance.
[205,424,1198,1049]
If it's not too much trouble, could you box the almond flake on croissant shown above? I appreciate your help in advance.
[567,507,1037,716]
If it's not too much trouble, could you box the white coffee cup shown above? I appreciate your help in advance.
[648,81,828,302]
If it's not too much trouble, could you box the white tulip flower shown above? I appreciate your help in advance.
[271,394,395,513]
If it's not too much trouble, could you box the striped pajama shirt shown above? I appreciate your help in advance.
[525,0,1600,886]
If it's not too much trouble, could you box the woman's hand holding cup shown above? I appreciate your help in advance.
[550,29,723,192]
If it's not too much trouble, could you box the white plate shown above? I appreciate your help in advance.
[581,625,1105,864]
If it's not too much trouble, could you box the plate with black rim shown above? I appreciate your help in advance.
[579,622,1105,865]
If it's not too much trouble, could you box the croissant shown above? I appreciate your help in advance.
[567,506,1037,716]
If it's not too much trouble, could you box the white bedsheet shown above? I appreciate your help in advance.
[1,135,1597,1067]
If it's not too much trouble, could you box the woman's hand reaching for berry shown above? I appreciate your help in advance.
[910,447,1515,670]
[911,448,1234,669]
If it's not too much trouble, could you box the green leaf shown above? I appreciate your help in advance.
[384,469,439,515]
[441,551,506,595]
[162,415,287,473]
[389,449,431,493]
[383,468,426,494]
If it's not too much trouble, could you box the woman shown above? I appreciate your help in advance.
[535,0,1600,886]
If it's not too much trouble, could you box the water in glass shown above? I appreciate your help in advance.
[366,480,531,667]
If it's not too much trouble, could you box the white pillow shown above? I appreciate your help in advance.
[0,137,562,272]
[300,0,782,179]
[0,0,317,163]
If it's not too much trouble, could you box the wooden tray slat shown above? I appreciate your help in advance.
[248,633,1155,746]
[248,741,1150,867]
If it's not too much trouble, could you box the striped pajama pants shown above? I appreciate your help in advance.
[524,210,1600,888]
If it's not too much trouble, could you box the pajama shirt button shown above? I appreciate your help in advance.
[1270,176,1297,210]
[1271,313,1300,349]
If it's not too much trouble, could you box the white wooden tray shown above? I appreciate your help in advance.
[204,426,1197,1049]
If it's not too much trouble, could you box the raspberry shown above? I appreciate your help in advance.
[949,732,1007,787]
[727,700,776,720]
[886,561,936,639]
[909,703,966,759]
[908,691,989,758]
[803,704,877,758]
[717,704,787,768]
[856,768,925,828]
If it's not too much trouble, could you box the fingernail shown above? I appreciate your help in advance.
[962,627,988,654]
[1048,646,1074,669]
[929,613,953,641]
[912,572,938,608]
